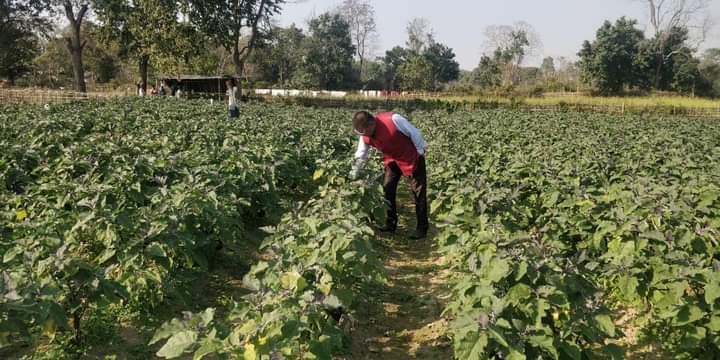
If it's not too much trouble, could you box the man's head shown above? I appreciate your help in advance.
[225,78,235,89]
[352,111,376,137]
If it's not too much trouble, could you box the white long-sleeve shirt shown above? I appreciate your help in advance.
[227,86,238,109]
[351,113,425,176]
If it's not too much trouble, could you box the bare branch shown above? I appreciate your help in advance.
[237,0,268,61]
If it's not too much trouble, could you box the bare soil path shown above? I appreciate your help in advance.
[345,189,454,360]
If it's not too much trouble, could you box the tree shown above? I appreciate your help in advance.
[0,27,39,84]
[186,0,285,84]
[0,1,53,83]
[93,0,199,93]
[0,0,52,31]
[360,59,385,89]
[555,56,580,91]
[30,23,120,88]
[397,55,433,91]
[578,18,647,94]
[54,0,90,92]
[671,49,705,95]
[380,46,409,90]
[541,56,555,79]
[338,0,376,81]
[470,55,501,89]
[248,24,305,86]
[638,0,711,89]
[699,48,720,96]
[406,17,433,54]
[0,1,54,84]
[636,26,696,91]
[482,22,541,86]
[302,13,355,90]
[423,41,460,89]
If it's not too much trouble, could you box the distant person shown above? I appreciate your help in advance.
[225,78,239,118]
[136,83,145,97]
[175,87,183,99]
[158,83,166,96]
[149,85,157,96]
[350,111,428,240]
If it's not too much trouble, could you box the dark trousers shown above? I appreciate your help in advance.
[383,156,429,232]
[229,107,239,118]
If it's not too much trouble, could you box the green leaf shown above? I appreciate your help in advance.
[641,230,665,242]
[594,314,615,337]
[559,342,582,360]
[543,191,560,208]
[488,325,509,348]
[156,330,197,358]
[95,248,116,264]
[193,338,222,360]
[495,318,512,329]
[150,319,188,345]
[710,316,720,332]
[676,305,704,326]
[507,350,527,360]
[529,335,559,359]
[704,274,720,305]
[199,308,215,328]
[486,258,510,283]
[506,283,532,306]
[515,261,528,281]
[603,344,624,360]
[454,330,488,360]
[280,271,306,292]
[3,247,22,263]
[147,243,167,258]
[616,275,639,301]
[698,190,719,207]
[681,326,707,349]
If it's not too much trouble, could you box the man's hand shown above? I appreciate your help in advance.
[350,158,366,180]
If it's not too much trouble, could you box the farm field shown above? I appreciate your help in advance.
[1,99,720,359]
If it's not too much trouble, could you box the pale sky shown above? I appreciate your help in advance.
[277,0,720,70]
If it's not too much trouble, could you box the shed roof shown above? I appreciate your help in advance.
[158,75,234,80]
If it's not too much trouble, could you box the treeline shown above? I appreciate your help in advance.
[247,16,460,91]
[0,0,461,93]
[1,0,719,97]
[578,18,719,97]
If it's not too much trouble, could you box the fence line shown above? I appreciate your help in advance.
[2,88,719,117]
[267,96,720,117]
[0,89,122,104]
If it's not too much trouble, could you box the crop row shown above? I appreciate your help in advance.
[0,99,378,358]
[427,110,720,358]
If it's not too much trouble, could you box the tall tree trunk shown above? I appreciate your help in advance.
[654,51,663,89]
[139,55,149,93]
[63,2,88,93]
[359,57,365,83]
[230,0,269,98]
[232,43,243,97]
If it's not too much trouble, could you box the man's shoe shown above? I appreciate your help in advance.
[409,229,427,240]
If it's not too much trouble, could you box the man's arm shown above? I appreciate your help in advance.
[350,138,369,179]
[391,114,426,155]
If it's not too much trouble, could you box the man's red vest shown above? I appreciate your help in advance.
[362,112,419,176]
